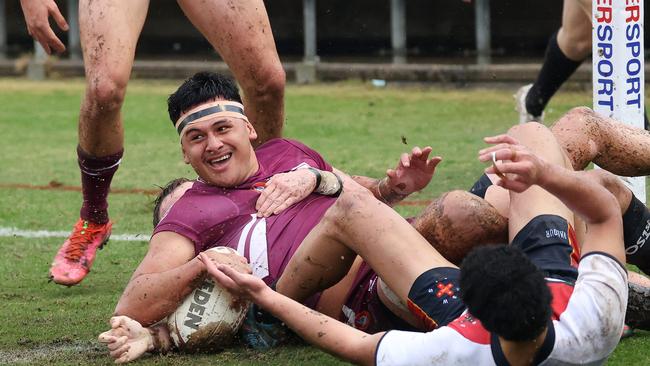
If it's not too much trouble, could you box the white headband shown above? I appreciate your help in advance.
[175,101,249,139]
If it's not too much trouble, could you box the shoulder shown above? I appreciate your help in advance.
[154,185,244,237]
[257,138,331,172]
[257,138,316,155]
[447,312,492,345]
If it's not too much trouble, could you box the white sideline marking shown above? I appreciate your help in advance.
[0,227,149,242]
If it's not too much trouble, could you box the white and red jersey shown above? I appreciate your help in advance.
[375,253,628,366]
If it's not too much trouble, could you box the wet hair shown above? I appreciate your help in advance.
[152,177,191,228]
[459,245,552,342]
[167,71,243,124]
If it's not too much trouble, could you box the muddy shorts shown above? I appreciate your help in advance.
[405,266,466,331]
[340,261,416,334]
[468,173,492,199]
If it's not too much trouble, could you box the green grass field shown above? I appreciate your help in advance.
[0,78,648,365]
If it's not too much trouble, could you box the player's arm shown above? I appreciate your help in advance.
[479,134,624,263]
[114,231,203,326]
[19,0,69,54]
[351,146,442,206]
[257,163,352,217]
[199,253,382,366]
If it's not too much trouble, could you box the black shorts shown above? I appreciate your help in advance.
[406,267,466,331]
[468,173,493,199]
[511,214,580,283]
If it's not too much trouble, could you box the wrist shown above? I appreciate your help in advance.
[305,167,321,192]
[149,324,173,354]
[307,168,343,196]
[536,159,554,188]
[377,178,408,204]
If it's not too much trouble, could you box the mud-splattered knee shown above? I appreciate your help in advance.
[84,74,128,113]
[323,182,375,226]
[413,190,507,265]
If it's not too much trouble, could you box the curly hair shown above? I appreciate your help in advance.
[460,245,552,341]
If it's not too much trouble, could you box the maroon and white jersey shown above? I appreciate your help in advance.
[375,253,628,366]
[154,139,337,286]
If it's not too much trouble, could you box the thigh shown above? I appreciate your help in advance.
[177,0,281,86]
[79,0,149,82]
[506,123,574,242]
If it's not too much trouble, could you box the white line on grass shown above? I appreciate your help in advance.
[0,227,149,242]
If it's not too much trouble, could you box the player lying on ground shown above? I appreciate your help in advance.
[211,123,629,365]
[413,107,650,329]
[391,106,650,269]
[110,72,644,340]
[97,83,648,360]
[104,122,628,365]
[20,0,285,286]
[107,72,445,339]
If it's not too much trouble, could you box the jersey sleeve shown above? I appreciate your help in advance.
[375,327,488,366]
[283,139,333,171]
[549,252,628,364]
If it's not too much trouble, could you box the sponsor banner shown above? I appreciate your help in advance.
[593,0,646,202]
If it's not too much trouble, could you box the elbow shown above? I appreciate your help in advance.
[113,300,149,325]
[595,192,622,225]
[348,334,382,366]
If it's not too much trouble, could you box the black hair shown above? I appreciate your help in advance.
[167,71,243,124]
[152,177,191,228]
[459,245,552,342]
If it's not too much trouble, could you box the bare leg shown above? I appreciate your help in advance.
[506,122,575,238]
[556,0,592,61]
[411,190,508,265]
[47,0,150,286]
[177,0,285,145]
[78,0,149,156]
[551,107,650,176]
[276,179,455,305]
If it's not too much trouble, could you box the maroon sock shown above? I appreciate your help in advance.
[77,146,123,224]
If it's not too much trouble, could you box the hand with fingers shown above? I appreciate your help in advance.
[98,316,153,364]
[19,0,69,54]
[201,247,252,277]
[478,134,549,193]
[255,169,317,218]
[385,146,442,196]
[198,252,269,303]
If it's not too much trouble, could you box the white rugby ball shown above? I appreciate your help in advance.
[167,247,249,352]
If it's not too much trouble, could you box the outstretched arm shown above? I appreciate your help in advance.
[479,134,624,263]
[352,146,442,206]
[199,253,382,366]
[255,146,441,216]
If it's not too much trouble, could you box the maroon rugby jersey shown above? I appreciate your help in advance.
[154,138,337,285]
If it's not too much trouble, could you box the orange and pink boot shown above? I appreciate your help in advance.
[49,218,112,286]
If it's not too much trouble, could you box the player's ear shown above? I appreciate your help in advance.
[245,121,258,141]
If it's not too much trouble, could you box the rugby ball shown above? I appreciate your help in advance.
[166,247,249,352]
